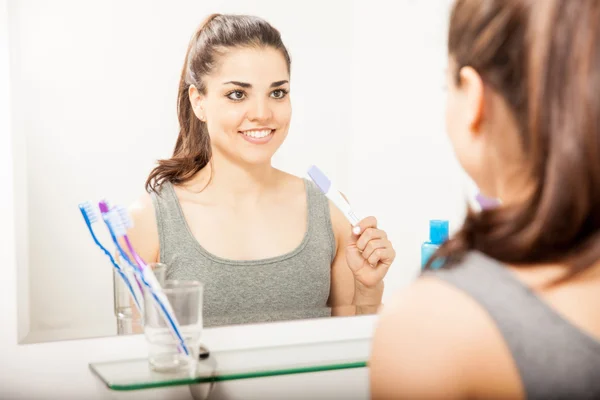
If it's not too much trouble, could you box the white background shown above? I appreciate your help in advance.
[2,0,463,398]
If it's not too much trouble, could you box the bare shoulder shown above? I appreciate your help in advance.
[127,191,160,263]
[280,169,345,248]
[129,191,157,227]
[278,170,306,191]
[275,170,311,206]
[370,276,522,399]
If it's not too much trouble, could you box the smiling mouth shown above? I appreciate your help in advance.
[239,129,275,138]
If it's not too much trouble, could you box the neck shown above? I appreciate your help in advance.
[182,152,279,204]
[495,167,535,207]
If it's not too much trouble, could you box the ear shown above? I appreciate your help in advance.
[189,85,206,122]
[459,66,484,135]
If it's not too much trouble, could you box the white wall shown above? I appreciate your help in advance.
[348,0,465,301]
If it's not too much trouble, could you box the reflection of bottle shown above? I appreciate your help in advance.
[421,220,449,270]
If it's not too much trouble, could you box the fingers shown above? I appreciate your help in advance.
[352,216,378,236]
[367,246,395,267]
[356,227,388,251]
[360,239,388,260]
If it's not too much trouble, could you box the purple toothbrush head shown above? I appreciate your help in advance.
[307,165,331,194]
[475,193,500,210]
[98,200,110,214]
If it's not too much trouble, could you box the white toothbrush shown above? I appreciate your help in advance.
[307,165,362,234]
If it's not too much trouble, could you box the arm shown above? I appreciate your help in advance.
[328,199,393,309]
[328,201,358,307]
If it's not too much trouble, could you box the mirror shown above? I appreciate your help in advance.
[10,0,463,344]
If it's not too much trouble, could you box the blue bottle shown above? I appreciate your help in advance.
[421,220,449,270]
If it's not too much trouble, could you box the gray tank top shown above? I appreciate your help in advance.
[151,179,336,327]
[430,251,600,399]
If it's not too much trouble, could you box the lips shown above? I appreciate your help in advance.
[238,128,275,144]
[240,129,273,138]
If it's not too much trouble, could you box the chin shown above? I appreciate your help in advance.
[239,138,284,164]
[238,150,278,166]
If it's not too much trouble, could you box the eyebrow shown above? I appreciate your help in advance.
[270,80,289,88]
[223,80,289,88]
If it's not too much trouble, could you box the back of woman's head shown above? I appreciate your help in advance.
[432,0,600,281]
[146,14,291,191]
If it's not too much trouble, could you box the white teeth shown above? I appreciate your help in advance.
[242,129,272,138]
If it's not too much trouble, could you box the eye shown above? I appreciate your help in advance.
[226,90,246,101]
[271,89,289,99]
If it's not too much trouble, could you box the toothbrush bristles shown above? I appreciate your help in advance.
[307,165,332,194]
[117,205,134,229]
[98,200,110,214]
[81,201,99,223]
[107,209,127,236]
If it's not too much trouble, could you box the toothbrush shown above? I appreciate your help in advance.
[78,202,143,313]
[307,165,362,234]
[96,201,145,298]
[101,202,192,358]
[475,193,501,210]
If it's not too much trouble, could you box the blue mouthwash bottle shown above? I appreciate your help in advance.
[421,219,449,270]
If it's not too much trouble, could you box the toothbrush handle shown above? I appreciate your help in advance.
[116,268,142,313]
[123,235,148,270]
[118,232,190,356]
[327,190,361,226]
[81,219,143,313]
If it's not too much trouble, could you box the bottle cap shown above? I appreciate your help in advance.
[429,220,449,244]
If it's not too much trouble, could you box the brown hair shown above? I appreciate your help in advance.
[145,14,291,192]
[427,0,600,282]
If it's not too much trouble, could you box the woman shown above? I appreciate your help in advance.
[370,0,600,399]
[128,14,395,326]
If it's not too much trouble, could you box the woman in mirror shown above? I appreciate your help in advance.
[370,0,600,398]
[127,14,396,325]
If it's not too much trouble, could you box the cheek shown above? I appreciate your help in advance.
[274,101,292,126]
[208,103,246,134]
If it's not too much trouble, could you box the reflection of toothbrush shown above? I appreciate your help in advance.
[101,202,191,358]
[475,193,501,210]
[98,202,138,270]
[78,202,142,313]
[97,201,145,297]
[307,165,362,234]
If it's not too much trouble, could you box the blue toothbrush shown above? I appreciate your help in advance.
[78,201,142,313]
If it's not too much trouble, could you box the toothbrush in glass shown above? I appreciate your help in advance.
[307,165,362,234]
[78,201,142,313]
[100,202,191,357]
[98,200,143,292]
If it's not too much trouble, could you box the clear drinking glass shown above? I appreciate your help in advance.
[144,280,204,372]
[113,263,166,334]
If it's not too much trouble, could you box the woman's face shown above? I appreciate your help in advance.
[192,46,291,166]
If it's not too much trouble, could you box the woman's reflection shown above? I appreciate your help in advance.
[125,14,395,326]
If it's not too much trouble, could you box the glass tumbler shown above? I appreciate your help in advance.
[114,263,166,334]
[143,280,203,372]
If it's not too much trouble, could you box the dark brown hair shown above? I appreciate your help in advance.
[145,14,291,192]
[427,0,600,282]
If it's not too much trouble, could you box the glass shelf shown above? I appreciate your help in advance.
[90,338,370,391]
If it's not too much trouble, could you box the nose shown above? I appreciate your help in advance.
[247,97,272,122]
